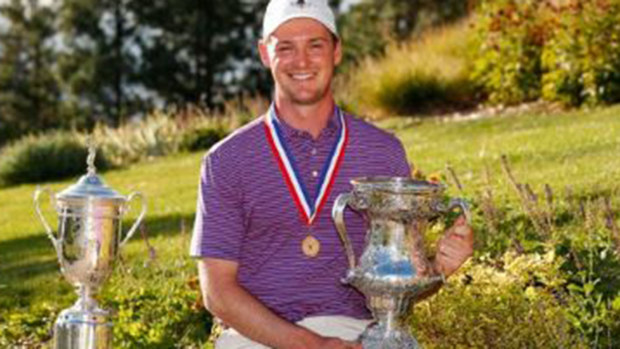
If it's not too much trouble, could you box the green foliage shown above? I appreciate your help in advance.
[104,273,212,349]
[92,113,184,168]
[0,303,57,347]
[473,0,620,107]
[0,0,269,139]
[414,251,587,348]
[93,109,235,168]
[0,0,61,146]
[542,0,620,106]
[338,0,470,71]
[0,106,241,187]
[0,131,109,187]
[472,0,551,105]
[181,127,228,152]
[337,20,477,117]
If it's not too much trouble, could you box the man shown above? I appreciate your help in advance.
[190,0,474,348]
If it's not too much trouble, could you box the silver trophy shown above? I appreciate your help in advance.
[332,177,470,349]
[34,144,147,349]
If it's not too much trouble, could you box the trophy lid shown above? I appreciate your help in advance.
[56,141,125,203]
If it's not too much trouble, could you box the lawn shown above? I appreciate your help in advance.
[1,105,619,347]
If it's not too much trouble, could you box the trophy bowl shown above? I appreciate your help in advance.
[332,177,470,349]
[34,146,146,349]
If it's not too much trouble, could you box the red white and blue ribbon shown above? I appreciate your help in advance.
[264,104,348,225]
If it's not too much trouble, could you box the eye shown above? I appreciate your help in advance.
[277,45,293,53]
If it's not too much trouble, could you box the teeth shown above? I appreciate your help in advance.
[291,73,313,80]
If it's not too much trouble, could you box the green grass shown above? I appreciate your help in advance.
[1,105,620,347]
[0,151,203,303]
[382,105,620,200]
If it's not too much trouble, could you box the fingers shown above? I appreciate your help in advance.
[454,214,467,226]
[447,215,473,241]
[439,238,472,258]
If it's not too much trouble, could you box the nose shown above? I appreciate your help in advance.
[294,46,310,68]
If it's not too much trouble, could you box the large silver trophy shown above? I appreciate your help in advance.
[332,177,470,349]
[34,145,146,349]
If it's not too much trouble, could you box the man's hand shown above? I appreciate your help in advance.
[435,215,474,277]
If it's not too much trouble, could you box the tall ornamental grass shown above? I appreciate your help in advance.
[336,20,478,118]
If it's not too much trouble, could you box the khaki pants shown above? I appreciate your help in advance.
[215,315,372,349]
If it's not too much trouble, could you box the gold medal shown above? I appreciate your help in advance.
[302,235,321,258]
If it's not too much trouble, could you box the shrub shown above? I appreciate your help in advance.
[0,131,109,187]
[542,0,620,106]
[107,284,211,349]
[0,303,57,347]
[413,251,588,348]
[471,0,553,105]
[180,127,228,152]
[337,20,477,117]
[473,0,620,107]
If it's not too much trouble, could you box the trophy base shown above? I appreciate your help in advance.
[359,322,420,349]
[53,305,112,349]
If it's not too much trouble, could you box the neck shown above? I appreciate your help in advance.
[273,95,335,139]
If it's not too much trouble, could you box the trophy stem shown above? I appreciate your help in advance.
[74,285,101,311]
[361,294,419,349]
[54,285,112,349]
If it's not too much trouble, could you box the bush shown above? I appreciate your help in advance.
[471,0,553,105]
[337,20,477,117]
[414,251,588,348]
[473,0,620,107]
[0,303,57,347]
[542,0,620,106]
[0,105,245,186]
[0,131,109,186]
[180,127,228,152]
[107,284,211,349]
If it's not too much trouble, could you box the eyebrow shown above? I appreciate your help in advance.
[276,37,329,45]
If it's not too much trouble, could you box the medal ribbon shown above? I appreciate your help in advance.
[264,104,348,225]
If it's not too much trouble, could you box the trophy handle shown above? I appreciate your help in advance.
[120,191,147,248]
[34,186,60,251]
[447,198,472,224]
[332,193,356,269]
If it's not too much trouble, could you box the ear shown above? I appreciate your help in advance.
[258,39,271,68]
[333,38,342,66]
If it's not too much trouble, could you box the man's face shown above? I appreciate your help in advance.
[259,18,342,106]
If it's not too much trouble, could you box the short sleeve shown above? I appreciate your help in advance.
[391,138,412,177]
[189,150,245,260]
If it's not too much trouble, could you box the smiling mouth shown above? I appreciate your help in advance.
[290,73,315,81]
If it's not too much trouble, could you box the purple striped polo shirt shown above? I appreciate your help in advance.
[190,106,410,323]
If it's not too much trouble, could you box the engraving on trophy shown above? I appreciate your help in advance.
[34,142,147,349]
[332,177,470,349]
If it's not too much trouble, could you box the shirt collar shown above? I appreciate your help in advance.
[269,103,340,141]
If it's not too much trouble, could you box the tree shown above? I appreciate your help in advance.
[57,0,145,127]
[0,0,60,144]
[127,0,266,109]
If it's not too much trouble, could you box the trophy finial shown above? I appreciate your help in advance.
[86,136,97,176]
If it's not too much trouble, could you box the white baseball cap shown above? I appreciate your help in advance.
[262,0,338,40]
